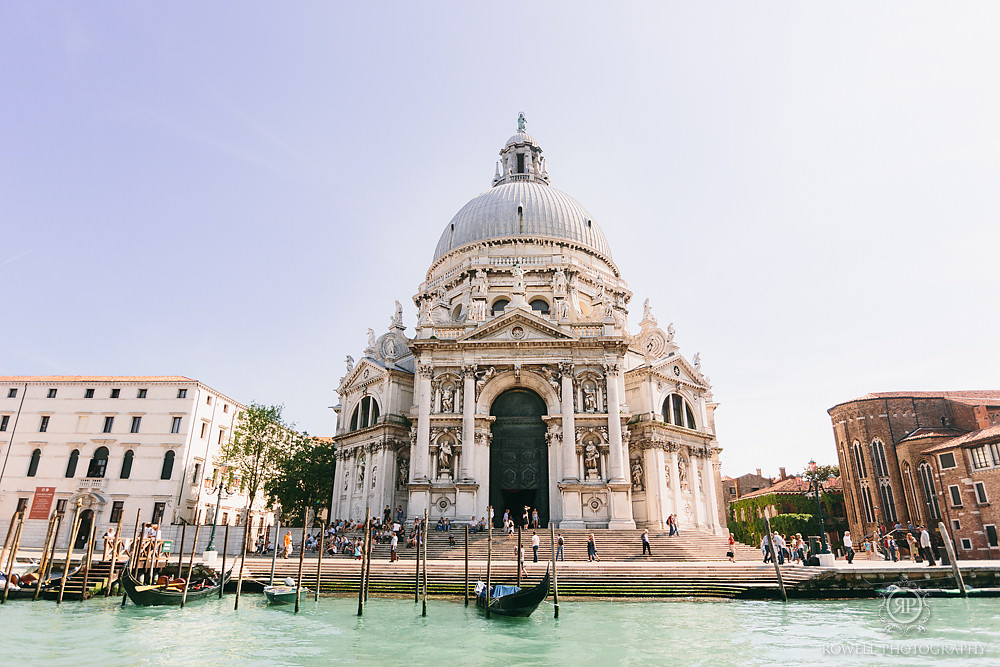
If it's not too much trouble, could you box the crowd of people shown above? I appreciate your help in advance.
[756,521,941,566]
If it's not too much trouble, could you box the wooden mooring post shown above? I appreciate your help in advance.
[233,510,251,610]
[79,521,97,601]
[485,519,492,619]
[0,511,17,575]
[413,517,421,603]
[58,499,83,605]
[421,508,428,617]
[550,524,559,619]
[268,517,281,586]
[122,509,141,606]
[364,520,373,602]
[34,512,58,600]
[180,523,201,608]
[105,513,125,597]
[763,517,787,602]
[218,523,230,599]
[315,528,324,602]
[1,511,25,603]
[358,508,370,616]
[517,527,522,587]
[176,523,187,585]
[938,521,967,597]
[295,511,307,614]
[464,524,469,607]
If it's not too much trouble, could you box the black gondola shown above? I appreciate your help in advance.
[0,566,82,600]
[475,568,549,617]
[119,560,233,606]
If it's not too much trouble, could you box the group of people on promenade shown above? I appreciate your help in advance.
[841,524,939,565]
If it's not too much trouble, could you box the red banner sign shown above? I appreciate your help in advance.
[29,486,56,520]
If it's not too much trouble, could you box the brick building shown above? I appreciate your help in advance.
[828,391,1000,560]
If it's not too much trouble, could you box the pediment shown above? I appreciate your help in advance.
[338,359,388,393]
[459,308,576,342]
[650,355,705,388]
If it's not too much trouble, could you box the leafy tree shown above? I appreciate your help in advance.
[216,402,293,519]
[801,463,839,485]
[264,434,337,525]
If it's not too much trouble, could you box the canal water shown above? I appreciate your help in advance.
[1,595,997,666]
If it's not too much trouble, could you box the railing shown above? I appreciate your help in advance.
[572,325,603,337]
[79,478,104,489]
[433,328,463,339]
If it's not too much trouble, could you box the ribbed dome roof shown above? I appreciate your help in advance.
[432,181,612,261]
[505,130,537,146]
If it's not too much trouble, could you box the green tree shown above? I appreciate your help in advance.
[801,462,839,485]
[264,434,337,525]
[216,402,293,518]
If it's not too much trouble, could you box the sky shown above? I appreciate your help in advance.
[2,3,998,478]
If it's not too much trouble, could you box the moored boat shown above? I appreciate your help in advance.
[119,560,232,606]
[475,568,550,617]
[264,584,310,605]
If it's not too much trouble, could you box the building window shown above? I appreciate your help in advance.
[27,449,41,477]
[206,395,212,405]
[120,450,134,479]
[39,415,50,432]
[852,442,868,479]
[130,416,141,433]
[952,519,961,531]
[960,538,973,551]
[47,388,57,398]
[137,388,147,399]
[177,388,187,399]
[110,388,120,398]
[171,416,182,434]
[878,479,898,523]
[492,298,509,315]
[192,462,201,485]
[970,446,990,470]
[223,404,228,413]
[917,462,941,520]
[7,388,16,398]
[860,486,876,523]
[0,415,8,431]
[55,498,67,514]
[218,429,224,445]
[110,501,124,524]
[938,451,957,470]
[103,416,114,433]
[200,422,208,438]
[948,485,963,508]
[87,446,109,478]
[85,388,95,398]
[161,450,175,480]
[662,394,697,429]
[65,449,80,478]
[986,525,998,548]
[975,482,988,505]
[16,498,28,513]
[870,439,890,478]
[151,502,166,524]
[529,299,550,315]
[350,396,380,431]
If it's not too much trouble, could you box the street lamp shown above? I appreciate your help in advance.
[205,467,233,553]
[807,460,830,555]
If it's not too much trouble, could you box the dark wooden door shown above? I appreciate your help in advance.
[490,389,548,527]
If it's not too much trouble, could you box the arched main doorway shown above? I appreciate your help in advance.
[76,509,94,549]
[490,388,548,528]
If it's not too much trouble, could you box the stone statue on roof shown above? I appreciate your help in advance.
[518,112,526,132]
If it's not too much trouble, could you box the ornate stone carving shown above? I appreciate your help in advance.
[470,299,487,321]
[603,363,620,375]
[667,322,675,343]
[630,458,644,490]
[584,442,600,479]
[441,386,455,413]
[391,300,404,328]
[438,440,453,471]
[511,261,525,294]
[397,458,409,489]
[541,367,561,398]
[417,365,434,378]
[552,267,567,296]
[693,352,701,371]
[545,425,561,447]
[471,269,488,296]
[409,426,417,448]
[345,355,354,372]
[664,462,671,487]
[678,456,688,491]
[475,366,496,394]
[583,385,597,412]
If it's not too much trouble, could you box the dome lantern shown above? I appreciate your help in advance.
[493,113,549,187]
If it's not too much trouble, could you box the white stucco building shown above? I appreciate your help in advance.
[332,119,725,531]
[0,376,266,548]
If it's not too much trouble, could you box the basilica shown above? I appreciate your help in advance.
[332,118,725,531]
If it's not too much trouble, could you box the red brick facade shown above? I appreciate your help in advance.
[829,391,1000,560]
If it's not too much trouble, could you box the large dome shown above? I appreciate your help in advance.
[432,182,612,261]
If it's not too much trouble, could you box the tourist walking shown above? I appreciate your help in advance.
[390,531,398,562]
[522,506,529,528]
[843,530,855,564]
[531,531,540,562]
[919,526,936,566]
[905,532,919,562]
[727,534,736,562]
[761,534,772,563]
[641,529,651,556]
[283,531,293,558]
[532,508,539,528]
[556,533,565,561]
[516,545,527,578]
[587,533,601,562]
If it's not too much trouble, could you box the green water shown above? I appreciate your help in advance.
[0,595,997,666]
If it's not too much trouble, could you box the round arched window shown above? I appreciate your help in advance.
[492,299,509,315]
[529,299,549,315]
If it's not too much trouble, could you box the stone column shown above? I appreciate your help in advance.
[332,454,345,518]
[704,451,720,534]
[461,367,475,481]
[604,365,625,482]
[414,365,433,481]
[651,448,668,528]
[691,453,704,529]
[560,364,577,481]
[669,448,682,521]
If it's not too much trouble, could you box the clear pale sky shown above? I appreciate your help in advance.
[3,3,997,477]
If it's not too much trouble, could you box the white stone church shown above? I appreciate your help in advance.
[332,118,725,531]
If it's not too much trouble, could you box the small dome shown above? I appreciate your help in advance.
[505,131,537,146]
[432,181,612,261]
